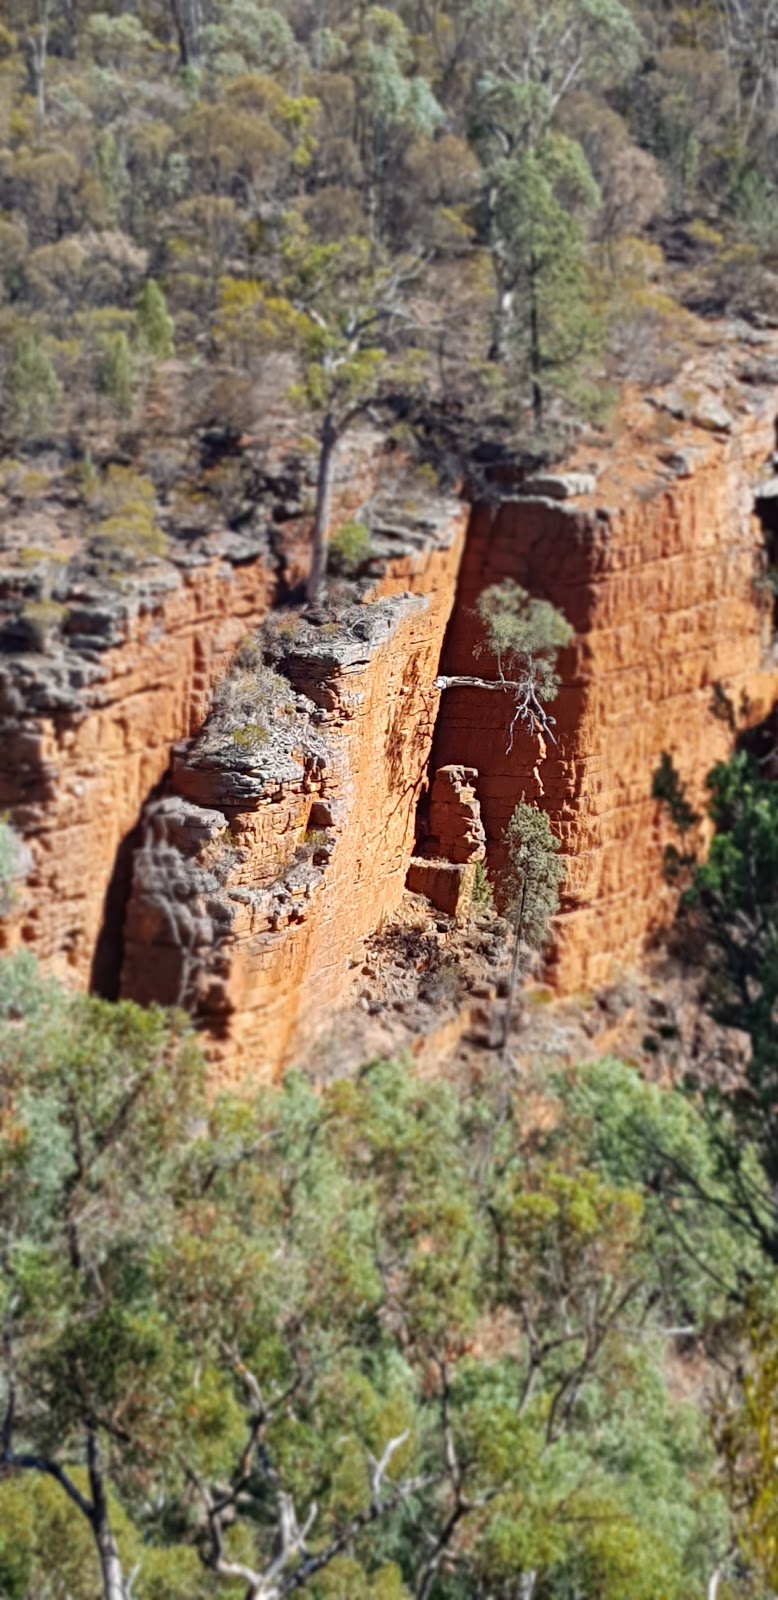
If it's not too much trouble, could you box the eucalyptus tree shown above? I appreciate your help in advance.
[499,798,566,1051]
[0,957,205,1600]
[0,961,733,1600]
[249,227,431,604]
[436,579,574,750]
[467,0,642,408]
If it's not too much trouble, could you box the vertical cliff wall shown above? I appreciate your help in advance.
[119,504,468,1081]
[0,429,394,1000]
[3,343,778,1069]
[432,379,778,988]
[0,554,275,990]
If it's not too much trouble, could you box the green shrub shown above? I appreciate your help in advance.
[97,331,133,417]
[136,278,174,359]
[0,818,26,914]
[231,722,269,749]
[470,859,494,914]
[89,466,166,566]
[328,519,370,575]
[20,599,67,647]
[5,330,61,440]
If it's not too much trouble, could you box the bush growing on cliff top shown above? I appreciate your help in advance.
[0,951,758,1600]
[328,518,371,575]
[86,466,166,567]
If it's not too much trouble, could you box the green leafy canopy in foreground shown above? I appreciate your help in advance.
[0,954,749,1600]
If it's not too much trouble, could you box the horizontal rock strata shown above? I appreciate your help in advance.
[119,504,468,1081]
[432,366,778,988]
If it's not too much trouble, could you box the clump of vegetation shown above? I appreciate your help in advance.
[5,330,61,441]
[301,827,328,849]
[470,858,494,914]
[652,750,701,882]
[498,798,566,1051]
[96,330,133,417]
[135,278,174,360]
[231,722,269,750]
[328,518,371,575]
[2,950,773,1600]
[206,653,299,759]
[0,820,27,914]
[86,466,166,567]
[20,599,67,648]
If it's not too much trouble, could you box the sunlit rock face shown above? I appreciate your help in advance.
[4,336,778,1076]
[432,371,778,990]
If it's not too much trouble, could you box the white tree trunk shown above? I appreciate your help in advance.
[88,1432,128,1600]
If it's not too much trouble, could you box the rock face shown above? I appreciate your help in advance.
[0,553,275,990]
[426,765,486,865]
[432,381,778,989]
[406,764,486,923]
[119,510,468,1080]
[3,335,778,1071]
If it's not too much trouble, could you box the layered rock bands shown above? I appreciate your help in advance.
[3,340,778,1074]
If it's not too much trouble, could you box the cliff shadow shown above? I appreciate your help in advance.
[89,772,169,1001]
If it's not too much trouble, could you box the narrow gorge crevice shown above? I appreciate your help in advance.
[89,769,172,1001]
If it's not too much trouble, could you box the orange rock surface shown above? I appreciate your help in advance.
[432,367,778,988]
[120,506,469,1082]
[0,556,275,989]
[3,334,778,1070]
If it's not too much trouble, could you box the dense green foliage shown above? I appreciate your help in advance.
[674,751,778,1229]
[1,952,767,1600]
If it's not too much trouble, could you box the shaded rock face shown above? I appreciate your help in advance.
[432,396,778,990]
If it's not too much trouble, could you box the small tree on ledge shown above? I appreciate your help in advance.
[436,579,573,750]
[248,226,430,606]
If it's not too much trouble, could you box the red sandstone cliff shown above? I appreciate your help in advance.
[2,332,778,1075]
[432,358,778,988]
[119,504,468,1081]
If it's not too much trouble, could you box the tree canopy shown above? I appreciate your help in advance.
[0,951,759,1600]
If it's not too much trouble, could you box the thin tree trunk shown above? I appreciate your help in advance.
[27,0,49,128]
[87,1431,127,1600]
[501,877,527,1058]
[306,413,337,607]
[528,262,543,432]
[486,181,515,363]
[170,0,201,68]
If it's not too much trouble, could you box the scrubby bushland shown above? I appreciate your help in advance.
[0,0,774,493]
[0,951,774,1600]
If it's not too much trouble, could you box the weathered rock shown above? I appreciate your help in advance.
[0,551,277,980]
[406,858,477,922]
[119,500,469,1082]
[692,396,733,432]
[431,379,778,993]
[425,764,486,864]
[521,472,597,500]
